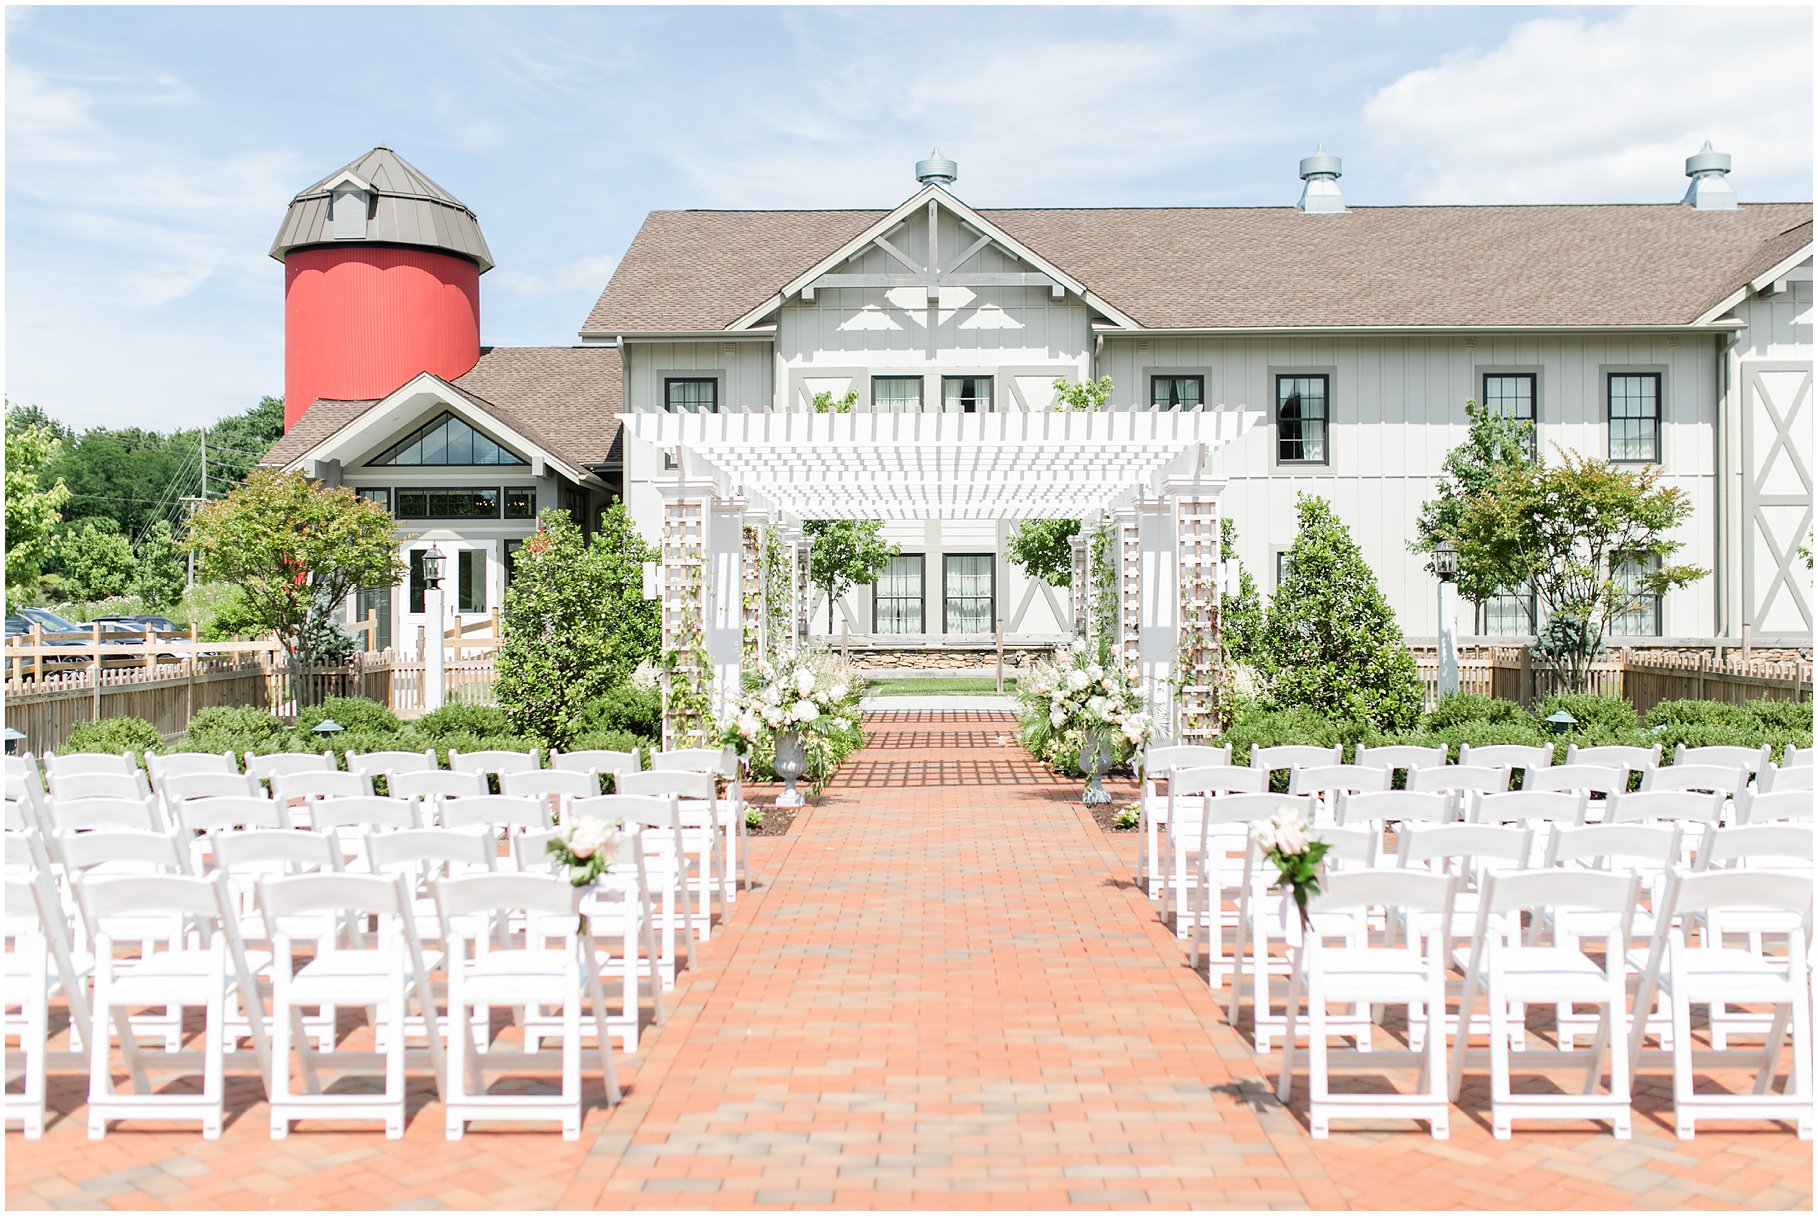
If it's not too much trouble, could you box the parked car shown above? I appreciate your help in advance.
[93,614,180,635]
[5,608,145,677]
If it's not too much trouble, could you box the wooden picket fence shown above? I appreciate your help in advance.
[1477,646,1809,714]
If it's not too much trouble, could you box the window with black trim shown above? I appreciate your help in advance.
[504,487,537,519]
[1482,373,1538,458]
[354,487,392,512]
[1276,374,1329,464]
[941,376,992,413]
[395,488,501,519]
[942,554,994,635]
[503,540,523,593]
[456,550,486,614]
[408,548,431,614]
[369,412,526,466]
[873,554,924,634]
[872,376,922,413]
[1151,375,1204,410]
[1609,555,1663,637]
[355,585,391,651]
[1275,551,1293,586]
[1607,373,1661,462]
[664,378,718,413]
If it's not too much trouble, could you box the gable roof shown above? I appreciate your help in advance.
[262,345,623,472]
[583,202,1811,334]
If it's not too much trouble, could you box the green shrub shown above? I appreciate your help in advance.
[422,733,545,769]
[1645,720,1770,760]
[1428,719,1553,762]
[1644,698,1755,730]
[63,716,163,757]
[415,703,512,740]
[1745,698,1813,734]
[1534,692,1638,734]
[1549,723,1658,767]
[568,727,652,758]
[1422,692,1527,732]
[295,695,401,737]
[1222,706,1355,768]
[180,705,289,755]
[576,682,662,740]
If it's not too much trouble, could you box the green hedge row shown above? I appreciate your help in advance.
[60,689,658,773]
[1219,691,1810,770]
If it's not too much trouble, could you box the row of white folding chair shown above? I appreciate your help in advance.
[1758,762,1812,795]
[7,853,636,1141]
[1275,865,1812,1141]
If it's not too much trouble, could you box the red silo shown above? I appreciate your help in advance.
[271,148,494,430]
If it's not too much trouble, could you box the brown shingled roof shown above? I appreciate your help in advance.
[582,202,1812,333]
[262,346,622,472]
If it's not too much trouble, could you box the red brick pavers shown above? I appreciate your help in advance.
[7,710,1812,1210]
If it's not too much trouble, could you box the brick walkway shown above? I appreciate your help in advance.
[6,711,1811,1209]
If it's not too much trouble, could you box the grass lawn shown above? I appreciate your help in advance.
[866,676,1019,696]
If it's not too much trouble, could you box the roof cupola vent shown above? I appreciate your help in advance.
[1297,144,1346,214]
[1683,141,1737,210]
[915,146,958,187]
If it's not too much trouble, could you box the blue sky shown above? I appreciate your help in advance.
[6,4,1812,430]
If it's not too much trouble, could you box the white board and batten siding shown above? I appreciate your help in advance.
[1728,269,1814,640]
[1098,332,1725,638]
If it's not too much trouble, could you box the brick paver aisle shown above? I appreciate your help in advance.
[8,710,1810,1210]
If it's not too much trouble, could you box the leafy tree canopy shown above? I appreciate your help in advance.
[1051,375,1114,412]
[1220,517,1265,668]
[804,519,898,633]
[1005,519,1079,587]
[496,503,660,748]
[4,412,71,609]
[1412,399,1539,603]
[43,519,137,603]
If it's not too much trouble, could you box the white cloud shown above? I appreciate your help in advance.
[1361,7,1813,203]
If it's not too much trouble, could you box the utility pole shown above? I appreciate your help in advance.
[179,432,208,588]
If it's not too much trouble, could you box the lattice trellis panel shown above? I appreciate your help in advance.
[1069,535,1089,637]
[660,497,709,748]
[791,540,810,651]
[1175,495,1222,746]
[1118,517,1141,665]
[741,525,763,669]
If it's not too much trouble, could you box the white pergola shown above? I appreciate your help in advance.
[623,409,1258,746]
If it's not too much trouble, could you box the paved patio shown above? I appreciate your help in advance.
[6,710,1812,1210]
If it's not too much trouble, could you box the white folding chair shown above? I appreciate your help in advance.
[45,751,139,781]
[1691,825,1815,1051]
[212,828,346,1053]
[1757,763,1813,796]
[1249,744,1344,784]
[1353,744,1446,788]
[272,769,374,804]
[616,770,727,932]
[45,794,163,837]
[75,872,271,1139]
[305,794,422,863]
[5,876,56,1138]
[448,749,542,784]
[517,825,668,1055]
[1674,743,1772,784]
[1470,789,1587,860]
[147,751,240,784]
[1186,789,1308,980]
[1395,823,1534,1042]
[1734,786,1814,825]
[347,750,440,782]
[435,872,621,1139]
[1276,869,1456,1140]
[1335,790,1457,864]
[1135,745,1231,899]
[1408,765,1512,808]
[390,769,487,801]
[1627,869,1813,1139]
[575,794,697,984]
[1606,789,1725,864]
[551,749,643,787]
[1229,823,1378,1053]
[1528,763,1630,798]
[1289,764,1389,825]
[1567,742,1662,776]
[1780,744,1811,768]
[1457,743,1553,788]
[1164,765,1266,950]
[1449,869,1640,1139]
[47,770,152,802]
[651,747,748,898]
[1641,763,1749,798]
[436,795,554,854]
[259,871,447,1139]
[5,832,97,1059]
[158,770,263,807]
[502,768,604,802]
[244,752,335,787]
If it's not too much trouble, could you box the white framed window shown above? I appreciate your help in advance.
[1482,372,1538,459]
[873,555,925,634]
[1151,375,1204,410]
[872,376,923,413]
[1609,555,1663,636]
[942,554,994,634]
[941,375,993,413]
[1607,373,1661,463]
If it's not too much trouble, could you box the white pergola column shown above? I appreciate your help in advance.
[1068,533,1088,637]
[741,521,764,672]
[1115,507,1141,666]
[1136,495,1178,737]
[705,498,748,722]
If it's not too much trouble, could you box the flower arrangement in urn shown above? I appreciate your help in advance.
[1017,638,1156,802]
[1248,809,1332,933]
[546,815,623,887]
[720,648,865,806]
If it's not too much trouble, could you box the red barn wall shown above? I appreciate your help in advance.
[283,246,481,430]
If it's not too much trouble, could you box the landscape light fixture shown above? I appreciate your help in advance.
[1433,540,1460,581]
[312,718,346,739]
[422,544,446,589]
[1545,709,1579,736]
[3,727,24,755]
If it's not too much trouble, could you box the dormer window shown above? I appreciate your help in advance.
[369,412,527,467]
[325,170,372,241]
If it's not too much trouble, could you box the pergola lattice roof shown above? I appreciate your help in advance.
[623,409,1258,520]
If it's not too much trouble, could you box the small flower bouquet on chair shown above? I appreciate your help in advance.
[1249,809,1331,939]
[547,816,622,887]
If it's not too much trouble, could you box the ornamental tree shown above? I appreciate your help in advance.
[1262,495,1424,731]
[1004,518,1079,586]
[1411,399,1539,602]
[1447,450,1705,692]
[186,469,403,684]
[43,519,137,603]
[804,519,898,633]
[5,412,72,609]
[496,503,659,748]
[1219,517,1265,667]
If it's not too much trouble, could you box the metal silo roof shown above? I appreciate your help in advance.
[269,146,494,272]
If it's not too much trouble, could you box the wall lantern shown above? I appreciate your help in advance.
[422,544,447,589]
[1433,540,1460,582]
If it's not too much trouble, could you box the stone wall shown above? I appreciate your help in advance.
[848,645,1058,672]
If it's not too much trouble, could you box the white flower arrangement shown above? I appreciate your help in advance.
[1017,643,1157,763]
[1248,809,1331,930]
[721,648,865,749]
[546,815,623,887]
